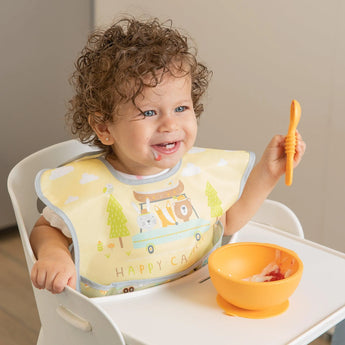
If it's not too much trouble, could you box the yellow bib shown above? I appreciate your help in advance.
[36,147,254,297]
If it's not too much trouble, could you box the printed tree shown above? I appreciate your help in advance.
[205,181,223,218]
[107,195,130,248]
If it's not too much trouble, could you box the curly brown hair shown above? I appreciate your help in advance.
[66,17,212,153]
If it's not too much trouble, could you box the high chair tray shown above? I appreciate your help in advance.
[94,221,345,345]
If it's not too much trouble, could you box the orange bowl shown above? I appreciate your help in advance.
[208,242,303,310]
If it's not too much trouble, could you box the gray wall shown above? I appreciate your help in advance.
[1,1,92,228]
[3,1,345,253]
[94,0,345,252]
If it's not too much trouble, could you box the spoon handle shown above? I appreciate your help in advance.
[285,100,301,186]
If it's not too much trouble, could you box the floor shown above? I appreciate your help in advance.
[0,227,40,345]
[0,228,332,345]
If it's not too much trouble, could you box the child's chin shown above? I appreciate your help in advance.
[157,156,180,167]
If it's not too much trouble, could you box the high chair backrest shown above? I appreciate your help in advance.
[229,199,304,245]
[7,140,125,345]
[7,140,97,269]
[251,199,304,238]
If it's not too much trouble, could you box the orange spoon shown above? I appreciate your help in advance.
[285,100,301,186]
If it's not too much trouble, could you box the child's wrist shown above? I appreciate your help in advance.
[255,160,281,188]
[38,243,72,261]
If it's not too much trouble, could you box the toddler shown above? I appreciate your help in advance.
[30,17,306,297]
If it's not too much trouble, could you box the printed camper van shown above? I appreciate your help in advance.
[131,180,211,254]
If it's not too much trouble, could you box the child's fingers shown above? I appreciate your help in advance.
[67,272,77,290]
[31,260,76,294]
[297,139,306,156]
[51,268,77,294]
[67,271,77,289]
[35,267,48,290]
[35,266,65,293]
[295,131,306,153]
[293,132,306,165]
[50,271,71,294]
[45,271,59,292]
[30,264,41,289]
[271,134,285,147]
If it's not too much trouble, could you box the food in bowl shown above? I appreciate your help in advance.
[243,249,295,282]
[208,242,303,310]
[243,262,285,282]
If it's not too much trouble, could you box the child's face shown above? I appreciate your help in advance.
[104,72,197,175]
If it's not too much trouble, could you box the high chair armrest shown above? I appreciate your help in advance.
[56,304,92,332]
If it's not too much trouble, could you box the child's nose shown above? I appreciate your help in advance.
[157,112,178,132]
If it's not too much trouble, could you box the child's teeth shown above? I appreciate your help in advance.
[157,142,175,149]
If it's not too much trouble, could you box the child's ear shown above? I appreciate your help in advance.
[88,113,115,145]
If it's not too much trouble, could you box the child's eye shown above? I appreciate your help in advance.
[175,106,186,113]
[142,110,156,117]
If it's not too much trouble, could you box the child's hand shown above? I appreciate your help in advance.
[260,131,306,179]
[30,217,76,294]
[223,131,305,236]
[31,252,76,294]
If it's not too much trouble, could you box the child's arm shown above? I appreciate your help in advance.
[30,216,76,294]
[222,133,306,236]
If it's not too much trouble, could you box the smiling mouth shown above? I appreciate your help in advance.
[152,141,180,154]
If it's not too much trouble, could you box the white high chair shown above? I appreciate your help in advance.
[7,140,125,345]
[7,139,304,345]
